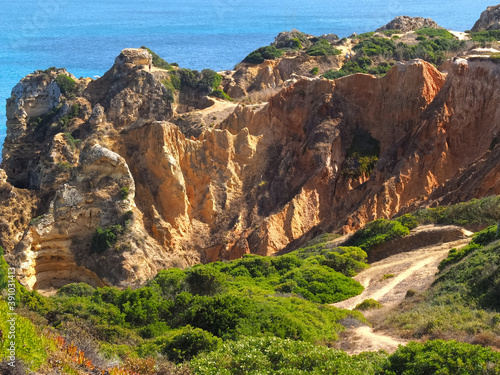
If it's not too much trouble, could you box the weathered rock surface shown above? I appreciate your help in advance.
[376,16,443,32]
[3,46,500,291]
[472,4,500,32]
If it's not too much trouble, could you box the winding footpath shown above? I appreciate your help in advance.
[333,225,473,355]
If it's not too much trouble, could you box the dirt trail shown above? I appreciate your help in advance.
[334,225,472,354]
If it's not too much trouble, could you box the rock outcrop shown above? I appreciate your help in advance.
[376,16,443,32]
[472,4,500,32]
[3,46,500,292]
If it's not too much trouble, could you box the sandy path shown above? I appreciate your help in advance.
[334,227,472,354]
[449,30,470,41]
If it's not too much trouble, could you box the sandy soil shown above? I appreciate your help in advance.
[449,30,470,41]
[333,226,472,354]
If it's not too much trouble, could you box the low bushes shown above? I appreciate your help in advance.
[401,196,500,227]
[415,27,455,40]
[345,219,410,251]
[438,225,498,271]
[342,128,380,177]
[55,74,76,95]
[355,298,382,311]
[381,340,500,374]
[141,46,173,70]
[209,89,232,101]
[190,336,387,374]
[243,46,283,64]
[90,225,124,254]
[306,39,341,56]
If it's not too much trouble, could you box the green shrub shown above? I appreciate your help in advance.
[306,39,341,56]
[243,46,283,64]
[355,298,382,310]
[342,128,380,177]
[278,264,364,303]
[0,301,53,370]
[138,321,170,339]
[90,225,124,254]
[415,27,454,39]
[57,283,95,297]
[381,340,500,374]
[310,66,319,75]
[190,336,387,374]
[381,29,401,36]
[395,213,419,230]
[410,196,500,226]
[353,37,396,57]
[119,186,130,200]
[354,31,375,39]
[140,46,173,70]
[185,266,226,296]
[59,103,80,129]
[163,326,221,363]
[209,89,233,101]
[471,30,500,44]
[55,74,76,95]
[63,132,82,150]
[345,219,410,251]
[416,35,427,41]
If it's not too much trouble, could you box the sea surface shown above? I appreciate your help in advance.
[0,0,494,159]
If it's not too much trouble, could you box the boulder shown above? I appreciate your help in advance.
[376,16,443,32]
[471,5,500,32]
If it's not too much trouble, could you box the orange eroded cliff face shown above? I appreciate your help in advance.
[2,48,500,290]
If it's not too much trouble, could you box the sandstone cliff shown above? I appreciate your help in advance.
[2,47,500,292]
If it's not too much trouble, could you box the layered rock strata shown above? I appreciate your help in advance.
[2,47,500,291]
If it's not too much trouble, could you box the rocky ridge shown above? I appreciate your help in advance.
[472,4,500,32]
[375,15,443,32]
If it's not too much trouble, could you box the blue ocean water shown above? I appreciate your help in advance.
[0,0,493,159]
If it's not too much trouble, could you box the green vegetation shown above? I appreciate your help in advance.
[56,162,73,171]
[353,37,397,57]
[59,103,80,129]
[398,195,500,227]
[415,27,454,40]
[4,193,500,373]
[438,225,498,271]
[381,340,500,374]
[171,68,222,93]
[243,46,283,64]
[385,228,500,339]
[354,31,375,39]
[190,336,387,374]
[383,274,395,279]
[390,37,466,65]
[119,186,130,200]
[90,225,124,254]
[55,74,76,95]
[209,89,233,101]
[63,132,82,150]
[380,29,401,36]
[470,30,500,45]
[0,300,53,370]
[275,31,311,50]
[342,128,380,177]
[306,39,341,56]
[490,53,500,63]
[323,58,393,79]
[310,66,319,75]
[355,298,383,311]
[140,46,173,70]
[345,219,410,252]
